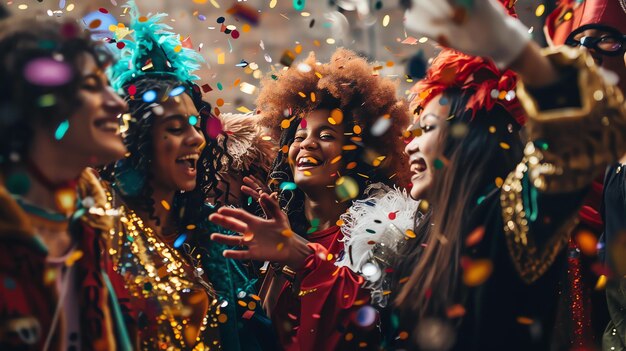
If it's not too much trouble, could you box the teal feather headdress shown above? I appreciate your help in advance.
[107,0,204,93]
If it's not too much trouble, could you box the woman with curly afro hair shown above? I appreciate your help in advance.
[210,48,411,351]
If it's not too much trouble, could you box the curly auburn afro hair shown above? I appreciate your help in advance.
[256,48,410,187]
[255,48,410,234]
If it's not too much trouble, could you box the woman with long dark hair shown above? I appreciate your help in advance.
[210,48,412,351]
[393,0,626,349]
[101,3,274,350]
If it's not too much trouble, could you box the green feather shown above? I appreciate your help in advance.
[107,0,204,93]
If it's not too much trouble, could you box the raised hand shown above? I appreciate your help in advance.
[404,0,530,69]
[240,175,273,202]
[209,193,312,269]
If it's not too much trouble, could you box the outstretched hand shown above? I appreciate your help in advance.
[209,193,312,269]
[404,0,529,69]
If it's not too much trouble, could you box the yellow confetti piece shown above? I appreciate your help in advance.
[499,142,510,150]
[463,259,493,287]
[295,44,302,54]
[535,4,545,17]
[326,253,334,261]
[269,0,278,8]
[186,224,196,230]
[65,250,84,267]
[44,268,57,285]
[488,126,496,133]
[382,14,390,27]
[405,229,416,239]
[595,275,607,290]
[276,242,284,251]
[563,11,573,21]
[315,72,323,79]
[242,24,251,33]
[161,200,171,210]
[238,300,247,307]
[298,91,307,98]
[330,155,342,164]
[313,40,321,47]
[217,52,225,64]
[250,294,261,301]
[66,3,75,11]
[174,45,182,53]
[418,200,430,212]
[281,119,291,129]
[336,219,344,226]
[372,156,386,167]
[303,170,312,176]
[193,0,207,3]
[261,135,272,141]
[236,106,253,113]
[209,0,220,8]
[310,92,316,102]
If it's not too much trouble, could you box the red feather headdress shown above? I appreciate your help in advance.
[408,48,526,127]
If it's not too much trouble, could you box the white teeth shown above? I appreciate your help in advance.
[297,156,320,167]
[177,154,200,161]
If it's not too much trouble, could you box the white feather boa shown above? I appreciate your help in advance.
[336,183,419,307]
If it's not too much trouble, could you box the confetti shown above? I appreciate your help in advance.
[465,226,485,247]
[24,58,73,87]
[335,176,359,201]
[382,14,390,27]
[280,182,297,191]
[142,90,157,103]
[293,0,305,11]
[354,306,377,328]
[161,200,171,210]
[462,258,493,286]
[371,116,392,136]
[173,233,187,248]
[575,229,598,256]
[240,82,257,95]
[65,250,84,266]
[535,4,545,17]
[54,120,70,140]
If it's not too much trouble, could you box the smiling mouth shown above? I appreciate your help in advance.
[176,154,199,172]
[296,156,322,170]
[94,117,120,134]
[410,157,427,178]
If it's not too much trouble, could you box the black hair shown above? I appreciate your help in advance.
[0,18,111,171]
[394,88,524,328]
[102,75,228,230]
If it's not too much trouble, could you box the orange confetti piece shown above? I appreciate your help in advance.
[345,333,354,341]
[281,229,294,237]
[65,250,84,267]
[575,229,598,256]
[446,304,466,318]
[161,200,171,210]
[516,316,534,325]
[398,331,409,340]
[298,92,306,98]
[465,226,485,247]
[353,125,362,134]
[218,314,228,323]
[330,155,342,164]
[276,242,285,251]
[310,92,316,102]
[216,98,225,107]
[243,232,255,242]
[342,145,357,151]
[346,162,357,169]
[595,275,607,290]
[186,224,196,230]
[238,300,247,307]
[499,142,510,150]
[138,16,148,22]
[281,145,289,153]
[248,301,257,310]
[405,229,416,239]
[462,259,493,287]
[399,277,409,284]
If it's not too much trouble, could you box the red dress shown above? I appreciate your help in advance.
[272,225,380,351]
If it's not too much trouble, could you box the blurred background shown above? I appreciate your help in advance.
[2,0,555,114]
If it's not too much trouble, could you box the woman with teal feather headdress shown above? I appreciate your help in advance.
[101,2,277,350]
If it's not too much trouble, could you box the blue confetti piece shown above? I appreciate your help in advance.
[169,85,186,97]
[173,233,187,248]
[279,181,297,191]
[54,120,70,140]
[293,0,306,11]
[188,115,198,126]
[142,90,157,103]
